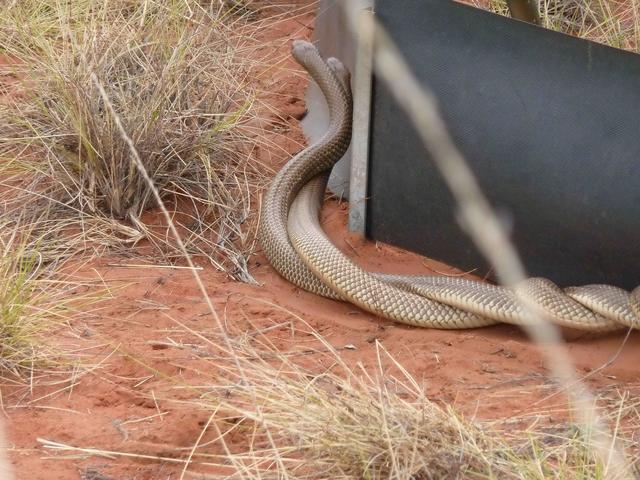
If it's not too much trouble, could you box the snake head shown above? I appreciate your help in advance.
[327,57,351,91]
[291,40,320,64]
[291,40,352,97]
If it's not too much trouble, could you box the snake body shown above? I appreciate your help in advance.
[258,41,351,300]
[260,40,640,331]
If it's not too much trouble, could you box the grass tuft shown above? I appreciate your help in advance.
[232,354,499,478]
[0,0,268,281]
[199,328,640,479]
[0,218,99,381]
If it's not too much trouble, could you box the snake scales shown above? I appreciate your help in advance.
[259,40,640,331]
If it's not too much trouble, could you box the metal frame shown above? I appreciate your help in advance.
[347,5,374,235]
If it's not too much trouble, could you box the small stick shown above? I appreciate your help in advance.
[106,263,202,270]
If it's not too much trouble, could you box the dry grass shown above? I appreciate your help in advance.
[474,0,640,52]
[223,340,501,478]
[203,330,638,479]
[0,0,270,282]
[0,218,103,382]
[39,317,639,479]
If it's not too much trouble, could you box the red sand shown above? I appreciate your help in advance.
[3,5,639,479]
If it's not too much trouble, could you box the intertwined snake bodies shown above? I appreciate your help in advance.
[259,40,640,331]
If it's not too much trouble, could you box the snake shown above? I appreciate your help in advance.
[259,40,640,331]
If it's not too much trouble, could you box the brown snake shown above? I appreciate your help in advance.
[259,40,640,331]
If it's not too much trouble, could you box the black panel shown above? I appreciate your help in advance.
[367,0,640,289]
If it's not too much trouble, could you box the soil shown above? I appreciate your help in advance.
[2,3,639,480]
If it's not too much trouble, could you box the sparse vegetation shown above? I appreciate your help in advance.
[213,336,640,479]
[0,0,267,282]
[41,321,638,479]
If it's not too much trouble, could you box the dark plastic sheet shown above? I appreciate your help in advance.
[367,0,640,289]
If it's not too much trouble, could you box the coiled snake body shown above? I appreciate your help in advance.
[259,40,640,331]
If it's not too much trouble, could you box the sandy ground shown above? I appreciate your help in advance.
[2,4,639,479]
